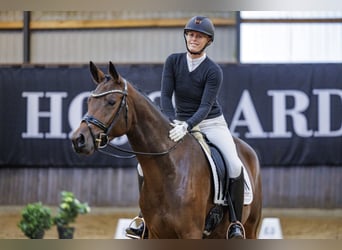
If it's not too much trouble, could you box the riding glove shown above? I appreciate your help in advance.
[169,120,189,142]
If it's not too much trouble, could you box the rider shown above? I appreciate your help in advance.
[126,16,245,239]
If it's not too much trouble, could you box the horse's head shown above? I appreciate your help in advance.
[71,61,130,155]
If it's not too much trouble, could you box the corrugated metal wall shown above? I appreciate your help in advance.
[261,167,341,208]
[0,167,340,208]
[0,11,236,64]
[0,167,139,206]
[2,11,342,64]
[30,27,235,64]
[0,11,23,63]
[30,11,234,21]
[0,31,22,63]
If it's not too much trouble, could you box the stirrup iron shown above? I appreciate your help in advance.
[125,216,147,239]
[226,221,246,239]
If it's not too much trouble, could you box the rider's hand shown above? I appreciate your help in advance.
[169,120,189,142]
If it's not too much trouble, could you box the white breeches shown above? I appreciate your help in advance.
[198,115,243,178]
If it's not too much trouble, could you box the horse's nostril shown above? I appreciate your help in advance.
[73,133,86,151]
[77,134,85,146]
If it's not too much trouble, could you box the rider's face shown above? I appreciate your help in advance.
[185,31,211,55]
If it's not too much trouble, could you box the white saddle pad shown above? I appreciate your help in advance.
[198,140,253,205]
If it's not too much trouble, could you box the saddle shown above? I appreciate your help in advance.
[207,141,230,203]
[191,129,253,237]
[190,129,253,206]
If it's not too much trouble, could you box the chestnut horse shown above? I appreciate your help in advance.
[71,61,262,239]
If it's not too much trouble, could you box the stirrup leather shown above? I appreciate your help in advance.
[125,216,147,239]
[226,221,246,239]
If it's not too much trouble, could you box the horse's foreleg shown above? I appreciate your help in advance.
[147,227,203,239]
[175,218,205,239]
[177,230,203,239]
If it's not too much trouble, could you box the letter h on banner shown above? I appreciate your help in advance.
[22,91,67,139]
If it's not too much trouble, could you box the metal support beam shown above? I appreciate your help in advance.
[235,11,241,63]
[23,11,31,63]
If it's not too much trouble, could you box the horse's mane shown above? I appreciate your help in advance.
[127,79,171,124]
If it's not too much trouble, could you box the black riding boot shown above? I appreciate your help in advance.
[125,168,148,239]
[227,169,245,239]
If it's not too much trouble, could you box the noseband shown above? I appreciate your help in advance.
[82,77,128,150]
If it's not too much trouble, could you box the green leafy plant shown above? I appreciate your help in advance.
[18,202,52,239]
[53,191,90,227]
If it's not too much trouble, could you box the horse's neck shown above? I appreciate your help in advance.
[126,89,171,153]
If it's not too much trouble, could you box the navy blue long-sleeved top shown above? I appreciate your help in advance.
[161,52,223,130]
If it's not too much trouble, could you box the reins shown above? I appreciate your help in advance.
[82,76,182,159]
[98,140,181,159]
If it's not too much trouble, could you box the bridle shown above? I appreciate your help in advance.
[82,76,128,151]
[82,76,181,158]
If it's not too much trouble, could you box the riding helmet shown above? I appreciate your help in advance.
[184,16,215,41]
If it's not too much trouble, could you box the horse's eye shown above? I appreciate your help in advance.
[107,99,115,106]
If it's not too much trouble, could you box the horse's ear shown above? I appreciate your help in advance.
[108,61,120,82]
[89,61,105,84]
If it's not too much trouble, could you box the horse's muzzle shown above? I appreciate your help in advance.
[72,133,86,153]
[71,129,95,155]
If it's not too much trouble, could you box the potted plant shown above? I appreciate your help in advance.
[18,202,53,239]
[53,191,90,239]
